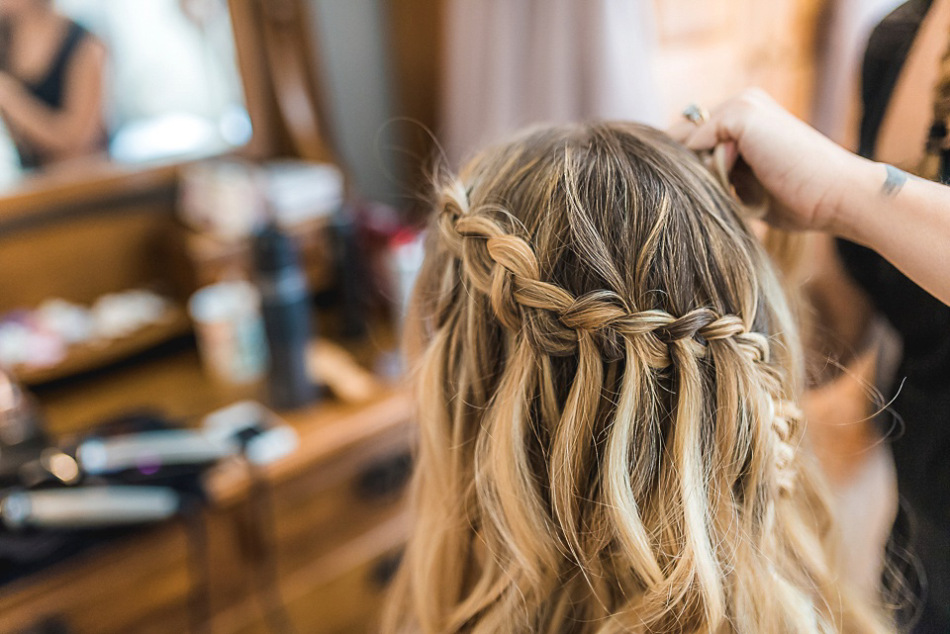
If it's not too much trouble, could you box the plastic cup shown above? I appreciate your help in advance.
[188,281,268,387]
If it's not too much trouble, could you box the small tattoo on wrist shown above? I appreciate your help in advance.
[881,164,909,197]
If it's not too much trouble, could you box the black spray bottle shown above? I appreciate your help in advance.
[252,222,317,409]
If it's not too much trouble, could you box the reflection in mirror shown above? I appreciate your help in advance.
[0,0,251,188]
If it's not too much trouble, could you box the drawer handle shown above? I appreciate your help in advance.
[370,550,404,589]
[354,452,412,501]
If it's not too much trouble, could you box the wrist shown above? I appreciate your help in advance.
[824,155,880,243]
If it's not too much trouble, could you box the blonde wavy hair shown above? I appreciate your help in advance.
[384,123,892,633]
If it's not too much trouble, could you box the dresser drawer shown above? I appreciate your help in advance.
[215,513,408,634]
[0,524,193,634]
[265,421,413,578]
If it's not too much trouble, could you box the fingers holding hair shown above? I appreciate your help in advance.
[670,88,774,154]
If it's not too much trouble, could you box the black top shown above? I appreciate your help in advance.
[840,1,950,631]
[845,0,950,523]
[0,19,91,169]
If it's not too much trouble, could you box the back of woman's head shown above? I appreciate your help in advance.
[385,122,890,633]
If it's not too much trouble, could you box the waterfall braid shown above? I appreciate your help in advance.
[384,122,892,633]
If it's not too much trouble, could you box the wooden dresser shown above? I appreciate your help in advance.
[0,343,414,634]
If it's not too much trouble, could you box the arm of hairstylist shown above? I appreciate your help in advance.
[671,88,950,306]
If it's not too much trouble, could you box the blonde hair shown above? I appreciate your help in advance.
[384,122,892,633]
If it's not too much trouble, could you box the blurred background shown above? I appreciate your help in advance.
[0,0,931,631]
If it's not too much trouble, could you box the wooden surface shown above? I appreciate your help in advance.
[31,343,234,438]
[0,198,179,313]
[258,0,336,164]
[0,161,178,225]
[229,0,295,162]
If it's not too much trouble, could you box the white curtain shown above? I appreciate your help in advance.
[442,0,662,166]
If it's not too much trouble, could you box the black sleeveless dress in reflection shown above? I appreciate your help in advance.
[839,1,950,632]
[0,20,97,169]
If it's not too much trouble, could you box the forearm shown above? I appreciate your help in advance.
[833,158,950,306]
[0,85,97,155]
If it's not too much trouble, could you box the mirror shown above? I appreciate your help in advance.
[0,0,251,189]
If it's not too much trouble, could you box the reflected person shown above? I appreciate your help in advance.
[0,0,106,169]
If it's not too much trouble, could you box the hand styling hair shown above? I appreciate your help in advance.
[383,122,892,633]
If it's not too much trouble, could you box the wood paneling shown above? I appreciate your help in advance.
[654,0,825,123]
[0,162,178,224]
[388,0,445,206]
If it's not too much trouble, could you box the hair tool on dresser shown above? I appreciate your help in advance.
[0,396,298,630]
[0,393,297,531]
[0,486,181,531]
[0,401,188,532]
[74,401,298,476]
